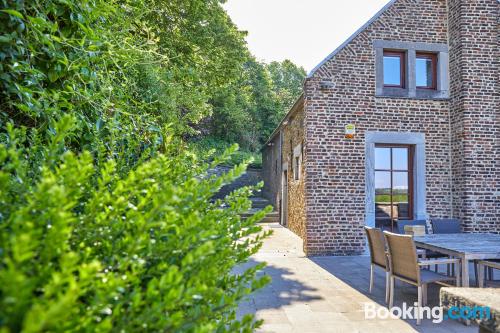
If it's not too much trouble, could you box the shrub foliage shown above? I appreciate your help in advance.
[0,0,271,332]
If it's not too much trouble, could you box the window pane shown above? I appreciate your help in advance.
[375,219,392,231]
[395,202,410,219]
[393,172,409,219]
[375,171,391,193]
[392,172,409,212]
[375,171,391,200]
[392,172,408,193]
[375,147,391,169]
[392,148,408,170]
[376,205,392,219]
[416,57,433,87]
[383,55,401,86]
[375,171,391,220]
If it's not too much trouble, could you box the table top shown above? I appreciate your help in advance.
[414,233,500,258]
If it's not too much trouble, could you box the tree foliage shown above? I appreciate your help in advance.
[207,59,305,152]
[0,0,277,331]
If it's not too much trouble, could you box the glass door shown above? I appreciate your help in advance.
[374,145,413,232]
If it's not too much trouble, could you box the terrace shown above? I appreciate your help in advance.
[236,223,498,333]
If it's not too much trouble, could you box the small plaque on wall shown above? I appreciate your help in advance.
[345,124,355,139]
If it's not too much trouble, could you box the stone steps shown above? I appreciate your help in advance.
[249,196,272,209]
[237,196,280,223]
[241,197,279,223]
[241,210,280,223]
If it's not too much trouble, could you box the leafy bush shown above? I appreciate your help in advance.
[0,117,271,332]
[0,0,272,331]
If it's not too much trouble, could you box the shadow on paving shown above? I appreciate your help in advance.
[311,256,480,309]
[311,256,477,332]
[234,224,476,332]
[236,258,322,317]
[311,256,440,306]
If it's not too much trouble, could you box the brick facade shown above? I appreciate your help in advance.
[447,0,500,233]
[262,0,499,256]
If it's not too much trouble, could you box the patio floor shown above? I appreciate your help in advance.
[237,223,479,333]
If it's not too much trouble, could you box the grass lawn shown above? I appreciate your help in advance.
[375,194,408,203]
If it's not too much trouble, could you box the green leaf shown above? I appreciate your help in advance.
[0,35,12,43]
[47,70,58,82]
[0,9,24,19]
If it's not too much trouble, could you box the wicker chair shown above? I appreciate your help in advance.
[397,219,447,273]
[396,219,428,234]
[431,218,462,276]
[431,218,461,234]
[364,227,390,304]
[384,231,461,325]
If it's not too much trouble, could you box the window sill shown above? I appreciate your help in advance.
[415,89,449,100]
[376,87,449,100]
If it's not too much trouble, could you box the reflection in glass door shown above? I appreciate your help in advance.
[374,145,413,232]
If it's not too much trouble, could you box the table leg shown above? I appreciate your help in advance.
[461,256,469,287]
[478,262,484,288]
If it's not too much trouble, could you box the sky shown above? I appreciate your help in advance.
[223,0,391,73]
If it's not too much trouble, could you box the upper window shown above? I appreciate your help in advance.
[416,53,437,89]
[374,40,448,99]
[383,51,405,88]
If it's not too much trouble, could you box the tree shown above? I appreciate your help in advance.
[268,59,306,116]
[0,0,271,331]
[208,59,306,151]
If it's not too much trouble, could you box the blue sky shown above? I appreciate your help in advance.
[224,0,391,72]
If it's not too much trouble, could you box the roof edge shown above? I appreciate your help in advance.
[307,0,398,78]
[261,93,304,150]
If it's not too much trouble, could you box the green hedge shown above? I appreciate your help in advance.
[0,118,271,332]
[0,0,271,331]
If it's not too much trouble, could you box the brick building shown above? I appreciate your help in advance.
[261,0,499,256]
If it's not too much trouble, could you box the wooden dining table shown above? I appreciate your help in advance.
[413,233,500,287]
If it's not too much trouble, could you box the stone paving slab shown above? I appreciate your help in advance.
[237,223,479,333]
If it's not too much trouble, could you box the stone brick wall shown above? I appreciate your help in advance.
[281,102,307,239]
[262,135,281,207]
[447,0,500,233]
[304,0,453,256]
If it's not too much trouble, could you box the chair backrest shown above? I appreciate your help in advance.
[384,231,420,284]
[431,218,461,234]
[364,227,387,268]
[396,219,428,234]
